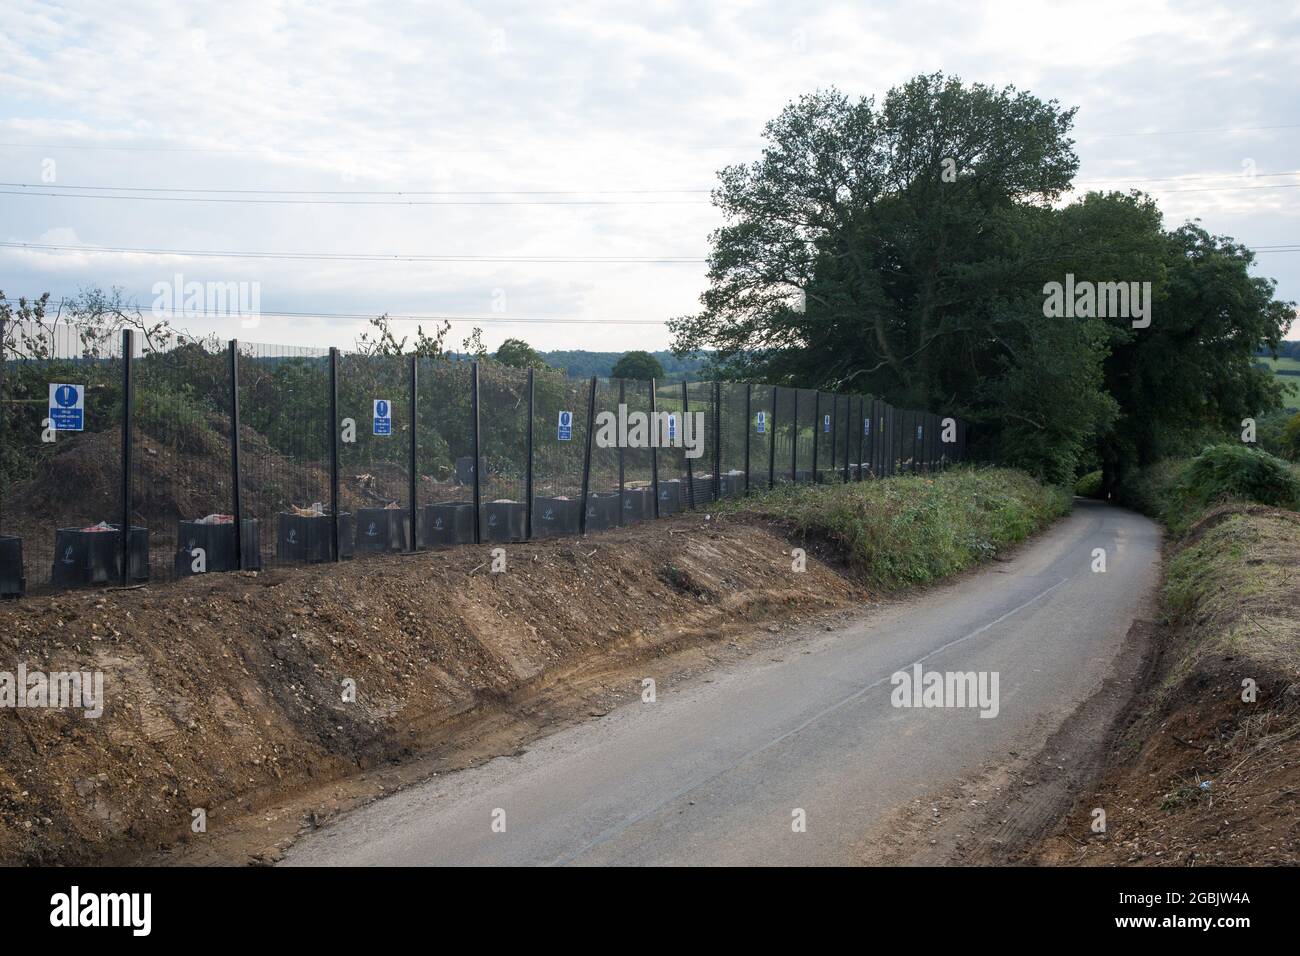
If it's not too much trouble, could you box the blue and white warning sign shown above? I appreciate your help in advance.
[373,399,392,436]
[863,418,871,437]
[668,413,677,441]
[916,424,924,440]
[755,410,766,434]
[557,409,573,441]
[823,414,831,433]
[48,383,84,431]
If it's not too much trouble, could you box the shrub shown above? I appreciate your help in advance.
[1075,469,1103,498]
[1178,444,1300,512]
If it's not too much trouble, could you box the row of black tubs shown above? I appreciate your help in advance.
[0,468,866,595]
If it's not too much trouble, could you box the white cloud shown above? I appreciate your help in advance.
[1,0,1296,348]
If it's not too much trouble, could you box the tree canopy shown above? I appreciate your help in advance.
[610,350,665,381]
[670,74,1295,486]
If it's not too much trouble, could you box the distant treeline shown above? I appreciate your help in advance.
[446,349,711,381]
[1258,341,1300,361]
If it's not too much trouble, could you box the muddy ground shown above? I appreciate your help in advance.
[0,511,865,865]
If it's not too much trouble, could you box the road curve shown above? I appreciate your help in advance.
[283,499,1161,866]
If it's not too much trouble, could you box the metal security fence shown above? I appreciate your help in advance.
[0,321,971,597]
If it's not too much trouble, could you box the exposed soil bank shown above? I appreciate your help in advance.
[0,467,1069,866]
[1,513,866,865]
[1029,506,1300,865]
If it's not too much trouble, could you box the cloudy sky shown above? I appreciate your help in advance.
[2,0,1297,353]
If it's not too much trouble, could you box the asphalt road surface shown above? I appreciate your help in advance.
[284,499,1160,866]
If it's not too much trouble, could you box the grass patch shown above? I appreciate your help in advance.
[717,466,1072,590]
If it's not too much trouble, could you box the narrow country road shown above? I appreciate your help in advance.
[283,499,1161,866]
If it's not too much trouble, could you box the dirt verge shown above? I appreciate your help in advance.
[1027,506,1300,865]
[0,512,864,865]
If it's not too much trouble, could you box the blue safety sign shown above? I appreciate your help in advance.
[823,414,831,433]
[373,399,392,436]
[48,383,84,431]
[557,409,573,441]
[668,413,677,441]
[863,418,871,437]
[755,410,766,434]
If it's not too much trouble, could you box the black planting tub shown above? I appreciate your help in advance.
[583,492,621,531]
[656,479,682,516]
[174,518,262,578]
[277,512,355,564]
[532,496,580,537]
[420,501,476,547]
[0,535,25,598]
[51,524,149,589]
[481,500,525,542]
[355,508,411,553]
[620,487,652,522]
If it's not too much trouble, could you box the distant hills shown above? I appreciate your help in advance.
[445,349,711,381]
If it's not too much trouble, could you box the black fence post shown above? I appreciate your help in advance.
[408,354,418,551]
[579,375,597,533]
[228,340,244,570]
[790,388,798,482]
[617,379,626,526]
[856,396,865,482]
[682,380,694,508]
[471,361,482,545]
[649,378,660,519]
[743,383,752,494]
[119,329,134,587]
[328,347,340,561]
[768,385,777,489]
[525,368,535,540]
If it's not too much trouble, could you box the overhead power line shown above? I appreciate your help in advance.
[0,187,709,206]
[0,181,710,196]
[0,240,708,264]
[146,307,668,326]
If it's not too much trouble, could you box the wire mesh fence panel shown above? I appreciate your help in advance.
[683,380,717,506]
[2,321,126,594]
[795,387,817,483]
[652,380,688,513]
[414,359,473,547]
[883,401,895,476]
[868,399,882,477]
[237,341,331,569]
[772,386,796,484]
[530,368,586,538]
[132,332,233,582]
[585,377,623,530]
[748,383,774,489]
[477,361,529,542]
[615,377,656,523]
[336,352,412,558]
[841,393,853,479]
[717,382,748,498]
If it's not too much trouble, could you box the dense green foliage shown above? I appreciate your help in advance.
[670,74,1294,490]
[538,349,706,380]
[724,467,1071,589]
[610,350,665,381]
[1120,444,1300,535]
